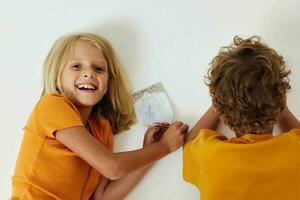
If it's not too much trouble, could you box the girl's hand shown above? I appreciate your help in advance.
[158,121,189,153]
[143,126,162,147]
[143,122,170,147]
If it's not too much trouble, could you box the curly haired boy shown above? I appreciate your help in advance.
[183,36,300,200]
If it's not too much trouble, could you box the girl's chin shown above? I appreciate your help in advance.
[73,98,101,108]
[65,92,103,107]
[78,99,100,106]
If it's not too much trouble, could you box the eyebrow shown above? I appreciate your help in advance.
[68,58,108,66]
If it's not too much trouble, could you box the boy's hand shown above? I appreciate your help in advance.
[158,121,189,153]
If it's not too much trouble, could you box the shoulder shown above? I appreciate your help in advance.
[184,129,227,155]
[183,129,226,185]
[35,93,79,115]
[198,128,226,141]
[27,93,83,138]
[33,93,83,127]
[38,93,75,107]
[185,129,226,146]
[288,128,300,139]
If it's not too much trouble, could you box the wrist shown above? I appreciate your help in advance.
[157,140,171,154]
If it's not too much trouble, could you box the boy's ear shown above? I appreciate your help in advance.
[212,106,217,113]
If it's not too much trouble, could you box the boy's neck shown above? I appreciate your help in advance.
[235,127,274,137]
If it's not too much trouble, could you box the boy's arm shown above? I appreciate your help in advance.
[185,106,220,143]
[277,108,300,132]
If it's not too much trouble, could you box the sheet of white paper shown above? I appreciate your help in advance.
[134,92,175,126]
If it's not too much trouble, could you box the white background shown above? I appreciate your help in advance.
[1,0,300,199]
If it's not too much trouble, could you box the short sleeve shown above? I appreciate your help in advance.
[183,140,201,186]
[34,94,84,138]
[183,129,226,185]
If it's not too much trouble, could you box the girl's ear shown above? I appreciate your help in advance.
[104,83,109,94]
[56,79,63,94]
[104,77,110,94]
[56,87,62,93]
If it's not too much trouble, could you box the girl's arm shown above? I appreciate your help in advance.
[92,165,152,200]
[91,166,151,200]
[55,121,188,180]
[277,108,300,132]
[91,127,159,200]
[185,106,220,143]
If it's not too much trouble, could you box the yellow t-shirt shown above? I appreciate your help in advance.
[183,128,300,200]
[11,93,113,200]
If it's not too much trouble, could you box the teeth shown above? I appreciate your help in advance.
[77,84,96,90]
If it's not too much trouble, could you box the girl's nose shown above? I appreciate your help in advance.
[83,70,95,78]
[83,74,94,78]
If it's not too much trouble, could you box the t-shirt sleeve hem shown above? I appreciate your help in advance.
[47,122,84,138]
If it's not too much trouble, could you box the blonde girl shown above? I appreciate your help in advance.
[11,33,188,200]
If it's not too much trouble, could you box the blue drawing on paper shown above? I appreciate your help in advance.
[134,92,174,126]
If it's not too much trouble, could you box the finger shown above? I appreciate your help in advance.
[145,126,157,137]
[179,124,189,133]
[170,121,182,127]
[145,126,161,137]
[175,121,183,127]
[153,131,163,142]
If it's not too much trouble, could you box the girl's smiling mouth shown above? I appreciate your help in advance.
[75,83,98,91]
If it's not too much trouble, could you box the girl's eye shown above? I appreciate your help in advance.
[95,66,105,73]
[71,64,81,70]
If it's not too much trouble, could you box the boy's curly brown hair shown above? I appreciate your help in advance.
[206,36,291,135]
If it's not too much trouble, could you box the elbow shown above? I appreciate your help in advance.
[102,156,127,180]
[105,164,123,180]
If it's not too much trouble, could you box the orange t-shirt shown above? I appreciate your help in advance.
[183,128,300,200]
[11,93,113,200]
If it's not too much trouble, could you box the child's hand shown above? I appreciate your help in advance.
[143,122,170,147]
[143,126,163,147]
[158,121,189,153]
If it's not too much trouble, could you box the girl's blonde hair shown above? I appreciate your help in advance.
[42,32,136,134]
